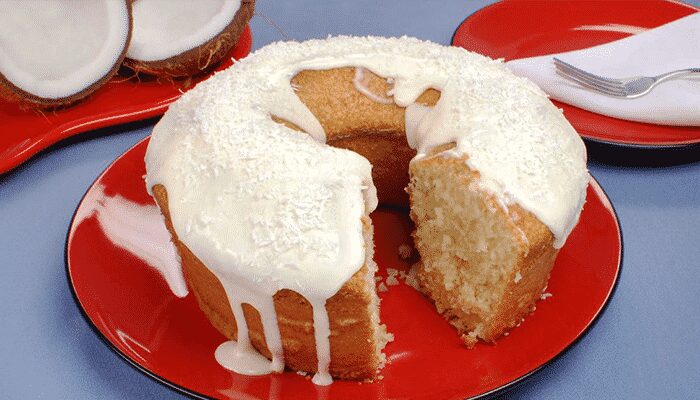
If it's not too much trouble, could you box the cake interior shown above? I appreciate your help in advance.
[409,155,533,343]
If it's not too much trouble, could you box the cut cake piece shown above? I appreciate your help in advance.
[409,150,558,345]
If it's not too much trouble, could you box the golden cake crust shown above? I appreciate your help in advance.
[153,185,381,380]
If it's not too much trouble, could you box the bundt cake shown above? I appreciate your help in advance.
[145,36,589,384]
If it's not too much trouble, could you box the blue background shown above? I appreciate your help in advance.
[1,1,699,399]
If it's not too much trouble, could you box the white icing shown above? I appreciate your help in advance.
[145,36,588,384]
[310,300,333,386]
[404,103,433,149]
[353,67,393,104]
[127,0,240,62]
[0,0,130,99]
[215,341,276,376]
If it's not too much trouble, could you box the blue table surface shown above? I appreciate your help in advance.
[1,1,699,399]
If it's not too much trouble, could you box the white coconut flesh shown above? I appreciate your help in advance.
[127,0,242,62]
[0,0,130,100]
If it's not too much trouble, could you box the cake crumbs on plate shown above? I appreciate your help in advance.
[461,331,478,348]
[386,275,399,286]
[398,243,413,259]
[403,262,421,290]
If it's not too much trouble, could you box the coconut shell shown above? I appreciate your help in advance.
[0,0,133,109]
[123,0,255,78]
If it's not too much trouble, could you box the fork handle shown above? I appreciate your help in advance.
[655,68,700,83]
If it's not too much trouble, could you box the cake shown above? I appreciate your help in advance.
[145,36,589,384]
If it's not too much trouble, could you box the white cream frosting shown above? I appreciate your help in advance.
[145,36,589,384]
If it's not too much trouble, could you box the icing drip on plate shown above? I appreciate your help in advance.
[215,286,285,376]
[145,36,589,384]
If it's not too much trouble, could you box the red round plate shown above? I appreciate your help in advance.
[0,26,252,175]
[66,138,622,400]
[452,0,700,148]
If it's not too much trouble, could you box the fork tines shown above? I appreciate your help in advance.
[553,57,627,96]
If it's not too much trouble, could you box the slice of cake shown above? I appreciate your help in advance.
[409,151,559,345]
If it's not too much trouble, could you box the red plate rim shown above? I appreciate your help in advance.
[451,0,700,149]
[65,137,623,399]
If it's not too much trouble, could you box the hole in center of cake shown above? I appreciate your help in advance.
[275,67,442,207]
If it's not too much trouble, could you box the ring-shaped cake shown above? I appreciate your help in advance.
[145,36,589,384]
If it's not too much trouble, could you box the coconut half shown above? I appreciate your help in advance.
[0,0,131,107]
[124,0,254,77]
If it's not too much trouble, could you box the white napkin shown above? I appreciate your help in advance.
[506,13,700,126]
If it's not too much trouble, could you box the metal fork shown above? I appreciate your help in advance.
[553,57,700,98]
